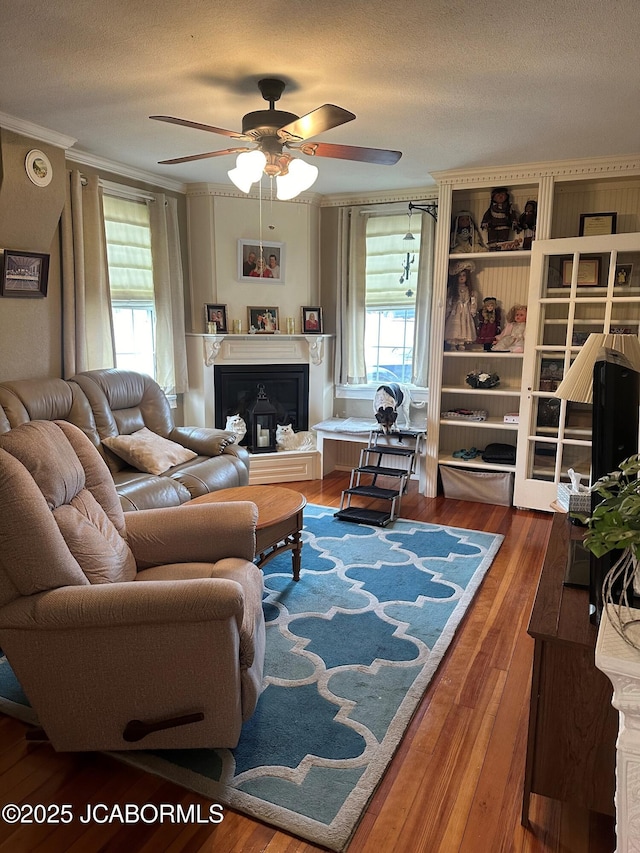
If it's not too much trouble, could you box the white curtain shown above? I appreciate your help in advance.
[148,194,188,395]
[411,212,436,386]
[335,206,368,385]
[60,170,115,378]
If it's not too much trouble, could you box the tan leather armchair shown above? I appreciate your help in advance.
[0,420,265,751]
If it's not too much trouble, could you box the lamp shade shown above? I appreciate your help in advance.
[555,333,640,403]
[228,150,267,193]
[276,158,318,200]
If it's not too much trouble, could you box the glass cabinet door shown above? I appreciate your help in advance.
[514,233,640,511]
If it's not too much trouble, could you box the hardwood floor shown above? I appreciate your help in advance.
[0,473,616,852]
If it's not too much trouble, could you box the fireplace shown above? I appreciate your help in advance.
[184,333,332,483]
[214,363,309,447]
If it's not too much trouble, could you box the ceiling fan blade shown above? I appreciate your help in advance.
[150,115,249,140]
[296,141,402,165]
[158,147,251,165]
[278,105,355,141]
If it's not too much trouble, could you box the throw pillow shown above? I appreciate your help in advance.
[102,428,197,475]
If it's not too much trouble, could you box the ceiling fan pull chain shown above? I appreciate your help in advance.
[258,177,264,272]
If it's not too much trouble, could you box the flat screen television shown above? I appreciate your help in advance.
[589,348,640,624]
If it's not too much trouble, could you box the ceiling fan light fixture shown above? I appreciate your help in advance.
[275,157,319,200]
[228,149,267,192]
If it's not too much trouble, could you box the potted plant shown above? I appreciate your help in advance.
[582,453,640,642]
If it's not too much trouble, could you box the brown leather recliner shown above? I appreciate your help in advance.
[0,420,265,751]
[0,370,250,511]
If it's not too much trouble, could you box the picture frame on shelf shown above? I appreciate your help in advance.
[578,211,617,237]
[204,303,228,333]
[536,397,561,428]
[561,256,601,287]
[301,306,323,334]
[572,331,590,347]
[1,250,49,297]
[238,240,285,283]
[539,358,564,392]
[248,306,279,333]
[615,263,633,286]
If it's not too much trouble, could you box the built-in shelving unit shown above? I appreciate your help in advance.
[424,156,640,507]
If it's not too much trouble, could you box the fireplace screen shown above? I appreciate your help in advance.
[214,363,309,447]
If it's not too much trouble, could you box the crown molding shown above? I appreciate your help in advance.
[0,110,77,149]
[67,149,186,194]
[319,184,437,208]
[431,153,640,187]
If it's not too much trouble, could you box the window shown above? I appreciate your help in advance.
[365,213,421,384]
[103,195,156,378]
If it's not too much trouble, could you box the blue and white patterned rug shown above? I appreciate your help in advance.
[0,504,503,851]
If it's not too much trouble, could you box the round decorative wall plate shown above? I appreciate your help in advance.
[25,149,53,187]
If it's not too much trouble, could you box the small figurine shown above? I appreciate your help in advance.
[444,261,478,351]
[476,296,502,351]
[518,200,537,249]
[481,187,520,249]
[450,210,487,254]
[492,304,527,353]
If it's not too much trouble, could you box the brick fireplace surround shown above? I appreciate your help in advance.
[184,333,333,484]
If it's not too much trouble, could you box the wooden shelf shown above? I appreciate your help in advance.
[438,453,515,473]
[440,417,518,430]
[441,385,521,396]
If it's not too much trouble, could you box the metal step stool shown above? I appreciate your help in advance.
[334,428,426,526]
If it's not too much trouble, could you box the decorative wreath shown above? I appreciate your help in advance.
[465,371,500,389]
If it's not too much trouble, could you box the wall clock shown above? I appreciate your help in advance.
[25,149,53,187]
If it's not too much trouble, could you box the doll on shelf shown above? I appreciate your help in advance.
[491,304,527,353]
[518,200,537,249]
[444,261,478,351]
[476,296,502,351]
[481,187,520,249]
[449,210,487,254]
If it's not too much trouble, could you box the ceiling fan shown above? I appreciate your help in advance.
[150,78,402,198]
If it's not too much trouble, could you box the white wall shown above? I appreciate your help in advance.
[186,185,320,334]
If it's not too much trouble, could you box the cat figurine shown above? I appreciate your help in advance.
[225,413,247,443]
[275,423,317,452]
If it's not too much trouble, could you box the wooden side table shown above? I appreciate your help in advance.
[188,485,306,580]
[522,512,618,826]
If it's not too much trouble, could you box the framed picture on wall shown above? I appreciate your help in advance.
[301,306,323,334]
[238,240,285,283]
[248,306,279,333]
[0,250,49,297]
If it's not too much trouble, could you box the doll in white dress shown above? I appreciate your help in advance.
[444,262,478,350]
[491,304,527,352]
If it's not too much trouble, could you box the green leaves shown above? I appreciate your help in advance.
[583,455,640,559]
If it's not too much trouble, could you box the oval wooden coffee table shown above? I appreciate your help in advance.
[188,485,306,581]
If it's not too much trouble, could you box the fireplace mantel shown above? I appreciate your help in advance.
[201,333,328,367]
[183,333,334,434]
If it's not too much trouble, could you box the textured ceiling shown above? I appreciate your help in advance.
[1,0,639,195]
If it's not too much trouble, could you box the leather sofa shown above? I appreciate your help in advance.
[0,369,250,511]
